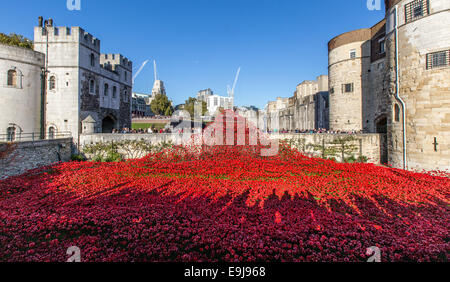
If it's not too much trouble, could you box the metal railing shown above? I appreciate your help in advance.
[0,131,72,143]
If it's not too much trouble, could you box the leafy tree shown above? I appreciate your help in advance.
[164,106,173,117]
[0,33,33,50]
[183,97,207,119]
[150,94,173,116]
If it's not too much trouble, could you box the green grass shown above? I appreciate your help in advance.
[131,123,167,131]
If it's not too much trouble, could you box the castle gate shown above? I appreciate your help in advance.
[102,115,117,133]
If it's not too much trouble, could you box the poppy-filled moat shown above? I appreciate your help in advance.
[0,145,449,262]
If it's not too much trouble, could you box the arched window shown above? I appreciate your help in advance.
[6,127,16,142]
[49,76,56,90]
[48,127,56,139]
[90,53,95,67]
[7,70,17,87]
[104,83,109,96]
[89,80,95,94]
[394,104,400,122]
[112,86,117,98]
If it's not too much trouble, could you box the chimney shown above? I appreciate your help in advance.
[38,16,43,27]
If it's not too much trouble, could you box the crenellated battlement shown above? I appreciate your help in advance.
[100,54,132,71]
[34,26,101,52]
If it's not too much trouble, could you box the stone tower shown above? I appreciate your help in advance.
[328,20,390,135]
[33,18,133,139]
[328,28,372,131]
[385,0,450,171]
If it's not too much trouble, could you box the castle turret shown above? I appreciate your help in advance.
[328,28,372,132]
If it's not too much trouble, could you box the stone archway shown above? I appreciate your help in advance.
[102,115,116,133]
[375,115,388,164]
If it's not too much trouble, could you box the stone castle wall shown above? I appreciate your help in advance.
[0,138,72,179]
[79,133,384,164]
[272,133,385,164]
[385,0,450,171]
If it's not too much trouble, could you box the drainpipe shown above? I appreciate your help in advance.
[394,5,407,170]
[40,68,46,140]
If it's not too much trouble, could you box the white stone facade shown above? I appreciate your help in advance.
[206,94,233,115]
[0,44,45,140]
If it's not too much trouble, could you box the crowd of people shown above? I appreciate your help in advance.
[112,128,173,134]
[111,127,204,134]
[111,127,364,135]
[269,128,363,134]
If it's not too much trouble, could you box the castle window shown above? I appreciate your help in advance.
[112,86,117,98]
[349,50,356,59]
[405,0,429,23]
[394,104,400,122]
[49,76,56,90]
[6,127,16,142]
[329,87,334,94]
[89,80,95,94]
[426,50,449,69]
[7,69,17,87]
[48,127,56,139]
[90,53,95,67]
[104,83,109,96]
[380,41,385,54]
[124,71,127,81]
[342,83,354,93]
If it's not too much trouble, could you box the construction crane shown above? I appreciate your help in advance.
[227,67,241,99]
[132,60,149,85]
[154,60,158,82]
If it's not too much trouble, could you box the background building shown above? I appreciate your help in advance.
[205,94,233,116]
[266,75,329,132]
[132,93,152,117]
[151,79,166,96]
[197,88,213,102]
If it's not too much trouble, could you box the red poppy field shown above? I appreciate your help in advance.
[0,144,449,262]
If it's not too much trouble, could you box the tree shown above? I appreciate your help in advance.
[183,97,207,119]
[150,94,173,116]
[0,33,33,50]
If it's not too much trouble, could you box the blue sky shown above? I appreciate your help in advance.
[0,0,385,108]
